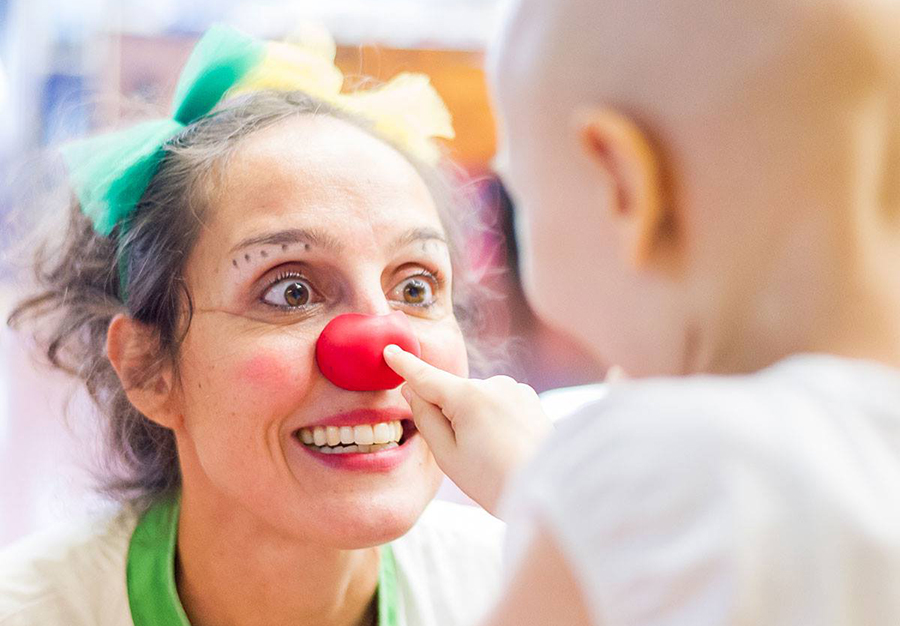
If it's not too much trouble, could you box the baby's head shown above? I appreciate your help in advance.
[491,0,900,376]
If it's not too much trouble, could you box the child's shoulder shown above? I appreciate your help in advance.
[0,507,136,625]
[507,364,900,622]
[574,354,900,446]
[543,354,900,509]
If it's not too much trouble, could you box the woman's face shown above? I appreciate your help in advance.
[174,115,468,548]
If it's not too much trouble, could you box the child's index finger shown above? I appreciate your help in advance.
[383,344,462,405]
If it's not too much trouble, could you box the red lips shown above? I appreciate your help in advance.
[315,312,421,391]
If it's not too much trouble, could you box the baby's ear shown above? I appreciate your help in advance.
[576,108,677,269]
[106,314,180,429]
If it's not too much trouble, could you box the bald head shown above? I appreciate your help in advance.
[490,0,900,239]
[491,0,900,125]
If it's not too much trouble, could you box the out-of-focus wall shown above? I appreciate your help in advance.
[108,35,497,168]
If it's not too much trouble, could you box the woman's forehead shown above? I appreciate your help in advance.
[205,115,444,246]
[222,115,430,193]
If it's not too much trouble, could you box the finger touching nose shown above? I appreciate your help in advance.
[315,311,421,391]
[383,345,462,406]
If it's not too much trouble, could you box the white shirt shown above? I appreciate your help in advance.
[0,499,504,626]
[502,354,900,625]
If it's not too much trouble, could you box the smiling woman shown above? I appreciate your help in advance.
[0,27,503,626]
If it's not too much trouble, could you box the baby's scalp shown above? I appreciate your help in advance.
[492,0,900,123]
[491,0,900,216]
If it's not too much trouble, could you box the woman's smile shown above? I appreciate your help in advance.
[292,408,420,472]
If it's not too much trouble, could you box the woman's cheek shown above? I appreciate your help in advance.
[236,349,317,400]
[417,320,469,378]
[239,353,295,388]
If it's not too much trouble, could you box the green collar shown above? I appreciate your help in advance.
[127,493,399,626]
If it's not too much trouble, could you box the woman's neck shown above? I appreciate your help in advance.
[175,482,380,626]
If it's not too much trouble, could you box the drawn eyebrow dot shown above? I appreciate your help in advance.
[232,259,238,268]
[282,244,289,251]
[260,250,268,258]
[244,253,251,262]
[304,243,311,251]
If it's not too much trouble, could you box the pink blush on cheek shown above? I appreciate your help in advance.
[238,352,306,390]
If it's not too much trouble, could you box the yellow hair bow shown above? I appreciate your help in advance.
[230,25,455,164]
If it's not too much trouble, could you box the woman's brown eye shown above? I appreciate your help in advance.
[401,278,432,305]
[262,277,314,308]
[284,282,310,306]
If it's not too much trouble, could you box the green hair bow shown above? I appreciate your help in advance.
[63,25,267,236]
[63,24,454,239]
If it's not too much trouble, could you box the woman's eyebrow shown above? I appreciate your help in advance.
[391,227,448,249]
[229,228,341,255]
[229,226,446,257]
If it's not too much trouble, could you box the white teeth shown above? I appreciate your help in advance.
[326,426,341,447]
[298,420,404,452]
[373,423,391,444]
[318,445,358,455]
[302,440,400,455]
[354,424,375,445]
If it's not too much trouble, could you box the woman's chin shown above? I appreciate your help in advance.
[271,431,443,547]
[308,487,440,549]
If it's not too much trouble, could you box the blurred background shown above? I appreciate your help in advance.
[0,0,603,546]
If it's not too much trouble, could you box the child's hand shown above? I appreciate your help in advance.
[383,344,553,517]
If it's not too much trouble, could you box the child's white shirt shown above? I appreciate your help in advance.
[503,354,900,625]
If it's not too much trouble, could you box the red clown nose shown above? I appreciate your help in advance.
[315,312,421,391]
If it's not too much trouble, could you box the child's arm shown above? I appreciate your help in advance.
[383,344,553,516]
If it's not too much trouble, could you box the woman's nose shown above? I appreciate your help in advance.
[315,311,421,391]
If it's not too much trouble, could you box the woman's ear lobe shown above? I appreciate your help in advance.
[577,108,672,269]
[107,313,179,429]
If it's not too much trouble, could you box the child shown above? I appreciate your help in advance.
[384,0,900,623]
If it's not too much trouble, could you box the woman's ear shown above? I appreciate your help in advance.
[107,313,180,429]
[576,108,677,269]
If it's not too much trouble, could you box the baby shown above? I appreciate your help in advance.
[385,0,900,623]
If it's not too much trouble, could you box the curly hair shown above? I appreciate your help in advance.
[7,89,499,510]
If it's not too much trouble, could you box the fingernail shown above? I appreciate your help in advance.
[384,344,401,357]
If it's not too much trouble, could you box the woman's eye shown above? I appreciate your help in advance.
[394,276,435,306]
[262,277,314,308]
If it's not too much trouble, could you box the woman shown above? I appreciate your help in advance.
[0,26,503,626]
